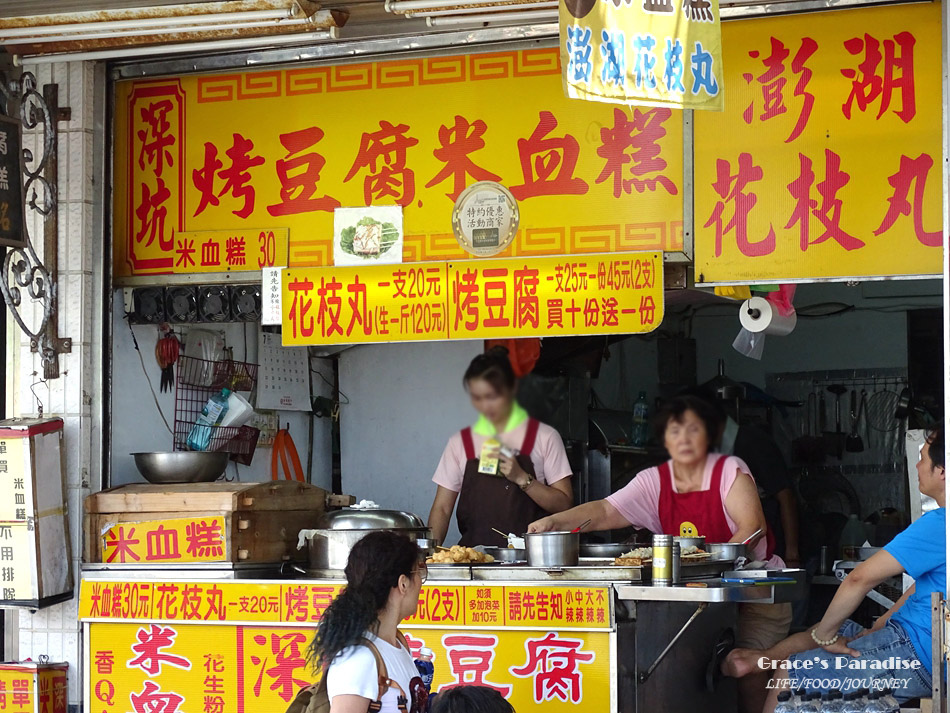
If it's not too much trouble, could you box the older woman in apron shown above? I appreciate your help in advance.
[529,394,791,713]
[427,347,574,547]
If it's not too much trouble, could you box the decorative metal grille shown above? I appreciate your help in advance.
[0,70,70,379]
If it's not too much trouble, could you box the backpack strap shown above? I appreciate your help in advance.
[361,637,409,710]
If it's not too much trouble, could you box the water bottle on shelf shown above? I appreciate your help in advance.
[863,690,887,713]
[792,687,808,709]
[820,691,844,713]
[632,391,650,447]
[879,688,899,713]
[841,692,865,713]
[187,387,232,451]
[775,691,797,713]
[799,692,822,713]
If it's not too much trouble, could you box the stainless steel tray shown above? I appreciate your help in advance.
[460,559,732,583]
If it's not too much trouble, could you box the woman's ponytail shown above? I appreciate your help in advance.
[309,531,419,670]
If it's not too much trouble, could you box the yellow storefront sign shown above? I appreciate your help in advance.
[89,623,612,712]
[113,50,684,279]
[99,516,228,564]
[560,0,722,110]
[695,3,941,283]
[79,580,613,630]
[281,252,664,345]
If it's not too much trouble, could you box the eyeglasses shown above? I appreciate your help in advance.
[412,563,428,584]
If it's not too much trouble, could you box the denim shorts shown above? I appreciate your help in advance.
[788,620,932,702]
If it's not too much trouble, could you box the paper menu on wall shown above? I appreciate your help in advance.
[257,332,310,411]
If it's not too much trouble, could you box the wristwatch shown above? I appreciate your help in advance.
[520,474,534,491]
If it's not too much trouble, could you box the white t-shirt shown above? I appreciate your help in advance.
[326,632,426,713]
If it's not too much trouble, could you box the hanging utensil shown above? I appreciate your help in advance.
[846,390,864,453]
[824,384,847,459]
[866,385,900,432]
[818,389,828,433]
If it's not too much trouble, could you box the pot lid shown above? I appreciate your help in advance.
[320,508,425,530]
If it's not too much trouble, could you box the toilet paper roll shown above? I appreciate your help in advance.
[739,296,797,336]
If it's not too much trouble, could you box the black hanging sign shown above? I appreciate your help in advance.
[0,115,25,249]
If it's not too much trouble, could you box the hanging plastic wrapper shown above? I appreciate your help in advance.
[733,286,797,360]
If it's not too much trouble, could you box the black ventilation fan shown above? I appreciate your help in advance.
[165,286,199,323]
[198,285,231,323]
[230,284,261,322]
[131,287,165,325]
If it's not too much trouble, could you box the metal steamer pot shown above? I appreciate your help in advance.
[707,542,749,562]
[524,531,579,567]
[304,509,430,570]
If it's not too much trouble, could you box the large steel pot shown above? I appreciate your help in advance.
[708,542,749,562]
[524,531,579,567]
[301,508,430,570]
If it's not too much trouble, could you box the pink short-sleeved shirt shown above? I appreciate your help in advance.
[605,453,784,567]
[432,420,573,493]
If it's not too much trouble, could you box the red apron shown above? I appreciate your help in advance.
[657,455,775,558]
[455,418,547,547]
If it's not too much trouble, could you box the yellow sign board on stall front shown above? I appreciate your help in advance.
[112,50,684,279]
[694,3,941,283]
[281,252,664,345]
[99,516,228,565]
[560,0,723,110]
[89,623,612,713]
[79,579,613,630]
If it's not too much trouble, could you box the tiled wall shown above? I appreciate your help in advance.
[12,61,101,710]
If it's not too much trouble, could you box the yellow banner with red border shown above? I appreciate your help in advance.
[113,50,684,279]
[281,252,663,345]
[89,623,612,713]
[100,517,228,564]
[79,580,612,630]
[694,3,941,284]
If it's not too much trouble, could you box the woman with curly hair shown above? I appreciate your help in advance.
[309,531,429,713]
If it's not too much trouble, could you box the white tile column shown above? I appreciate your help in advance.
[9,60,101,711]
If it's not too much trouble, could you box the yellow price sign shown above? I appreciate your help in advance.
[281,252,663,345]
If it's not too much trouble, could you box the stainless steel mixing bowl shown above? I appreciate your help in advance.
[132,451,229,484]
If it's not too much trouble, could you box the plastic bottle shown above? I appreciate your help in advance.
[632,391,650,447]
[820,691,844,713]
[793,687,808,709]
[841,692,865,713]
[414,647,434,693]
[775,691,797,713]
[187,387,232,451]
[863,690,886,713]
[798,692,821,713]
[839,513,868,559]
[879,689,899,713]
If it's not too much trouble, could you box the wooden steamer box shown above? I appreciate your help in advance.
[84,481,350,565]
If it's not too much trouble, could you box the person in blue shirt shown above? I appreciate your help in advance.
[723,424,945,709]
